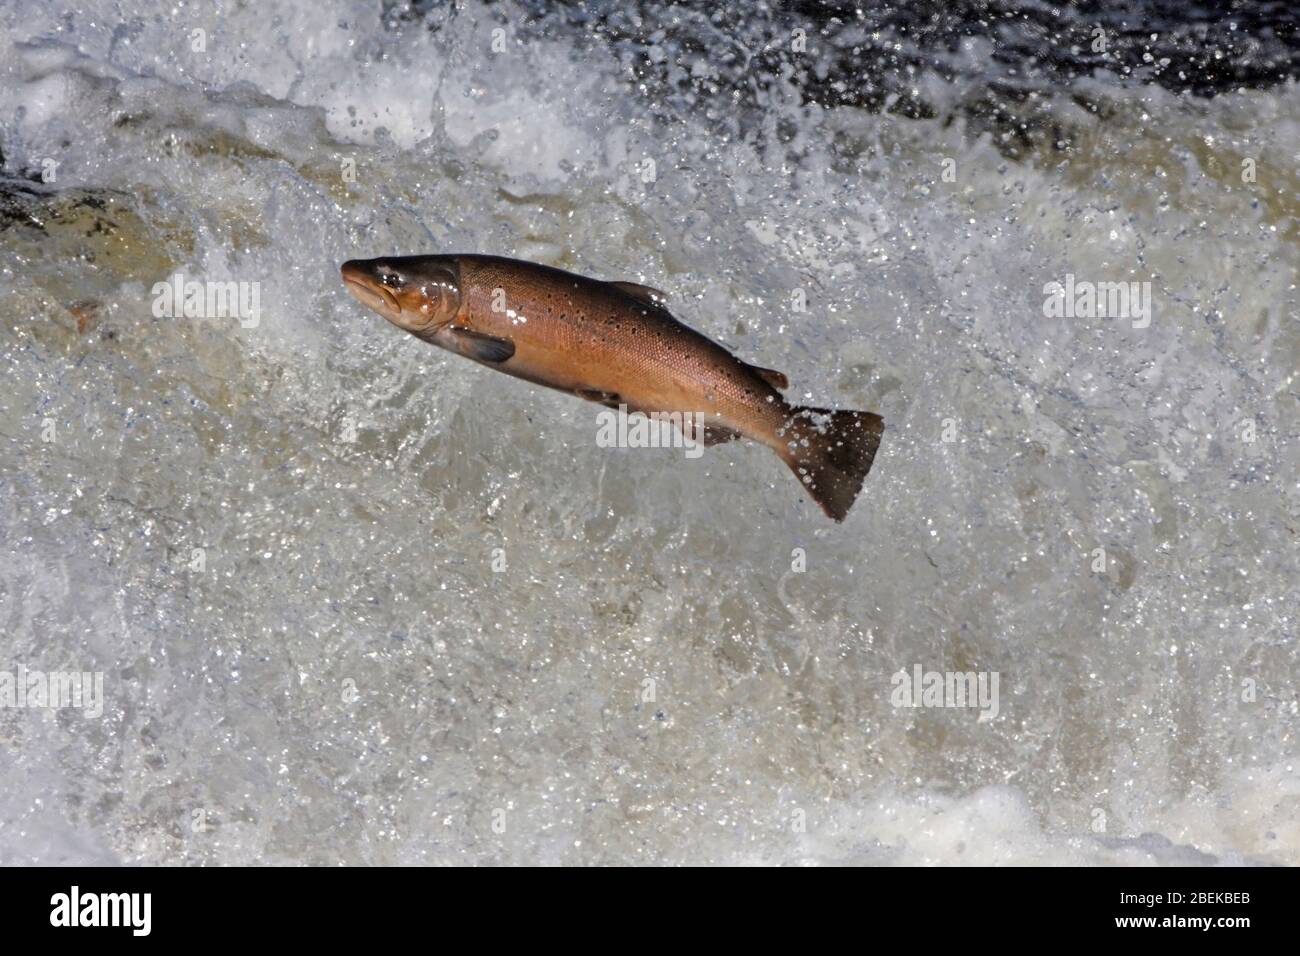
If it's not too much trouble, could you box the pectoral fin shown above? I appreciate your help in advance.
[447,327,515,363]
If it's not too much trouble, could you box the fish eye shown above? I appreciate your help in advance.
[378,271,403,289]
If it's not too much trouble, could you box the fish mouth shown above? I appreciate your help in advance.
[340,260,400,315]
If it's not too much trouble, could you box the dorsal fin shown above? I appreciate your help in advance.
[608,281,669,307]
[749,364,789,391]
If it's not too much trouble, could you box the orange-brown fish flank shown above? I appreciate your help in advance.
[340,254,884,521]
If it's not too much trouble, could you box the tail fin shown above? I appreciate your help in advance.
[778,407,884,522]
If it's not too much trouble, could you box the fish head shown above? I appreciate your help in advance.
[340,256,461,336]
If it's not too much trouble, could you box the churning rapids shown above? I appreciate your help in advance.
[0,1,1296,864]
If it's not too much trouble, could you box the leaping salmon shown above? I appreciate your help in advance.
[339,254,883,520]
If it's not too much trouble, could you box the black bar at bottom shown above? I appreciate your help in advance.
[0,864,1287,942]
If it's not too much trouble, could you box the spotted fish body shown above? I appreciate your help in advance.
[340,254,883,520]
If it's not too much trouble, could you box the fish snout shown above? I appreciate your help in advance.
[340,259,370,285]
[340,259,401,317]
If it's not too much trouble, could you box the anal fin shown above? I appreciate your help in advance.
[579,395,736,447]
[701,424,742,446]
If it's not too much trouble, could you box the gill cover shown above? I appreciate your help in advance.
[411,266,461,332]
